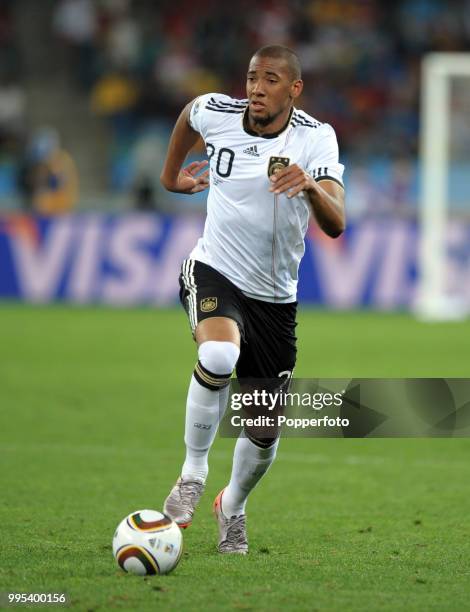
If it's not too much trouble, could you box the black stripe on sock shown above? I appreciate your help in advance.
[245,430,280,449]
[194,361,232,391]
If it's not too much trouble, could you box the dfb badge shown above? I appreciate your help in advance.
[268,156,290,177]
[201,297,217,312]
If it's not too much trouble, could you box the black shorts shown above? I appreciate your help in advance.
[179,259,297,379]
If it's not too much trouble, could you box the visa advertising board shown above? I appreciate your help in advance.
[0,214,469,309]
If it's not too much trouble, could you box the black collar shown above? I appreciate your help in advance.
[243,107,293,139]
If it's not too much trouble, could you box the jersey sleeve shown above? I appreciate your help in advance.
[188,93,213,138]
[189,93,241,140]
[306,123,345,187]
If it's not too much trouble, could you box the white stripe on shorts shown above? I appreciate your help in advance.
[182,260,193,330]
[182,259,198,332]
[189,260,198,329]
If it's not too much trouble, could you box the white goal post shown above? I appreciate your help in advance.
[416,52,470,321]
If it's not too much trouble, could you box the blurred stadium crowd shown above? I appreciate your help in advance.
[0,0,470,213]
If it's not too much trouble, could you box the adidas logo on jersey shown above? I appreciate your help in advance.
[243,145,260,157]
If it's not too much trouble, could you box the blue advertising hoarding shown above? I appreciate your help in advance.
[0,213,468,309]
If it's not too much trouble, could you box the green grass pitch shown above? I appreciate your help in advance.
[1,305,469,611]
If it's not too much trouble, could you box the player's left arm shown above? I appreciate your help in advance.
[269,167,345,238]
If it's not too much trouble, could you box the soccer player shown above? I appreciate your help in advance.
[160,45,345,554]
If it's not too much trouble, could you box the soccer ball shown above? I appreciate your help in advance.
[113,509,183,576]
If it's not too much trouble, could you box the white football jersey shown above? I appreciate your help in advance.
[188,93,345,303]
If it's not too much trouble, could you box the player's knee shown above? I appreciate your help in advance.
[194,341,240,391]
[199,340,239,374]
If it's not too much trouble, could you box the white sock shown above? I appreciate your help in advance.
[181,341,239,482]
[222,435,279,517]
[181,379,229,480]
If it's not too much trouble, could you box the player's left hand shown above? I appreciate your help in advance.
[269,164,317,199]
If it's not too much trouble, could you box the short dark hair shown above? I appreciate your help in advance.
[252,45,302,80]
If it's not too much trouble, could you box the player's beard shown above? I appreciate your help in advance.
[250,106,286,128]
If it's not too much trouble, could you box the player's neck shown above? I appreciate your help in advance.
[244,107,293,139]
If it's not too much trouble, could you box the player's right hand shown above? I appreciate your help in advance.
[174,161,210,194]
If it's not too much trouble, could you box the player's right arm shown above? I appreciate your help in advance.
[160,100,209,194]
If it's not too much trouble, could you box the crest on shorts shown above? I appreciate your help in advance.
[268,156,290,177]
[200,297,217,312]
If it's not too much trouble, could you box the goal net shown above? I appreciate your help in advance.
[416,52,470,321]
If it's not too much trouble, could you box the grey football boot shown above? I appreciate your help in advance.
[213,489,248,554]
[163,476,205,528]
